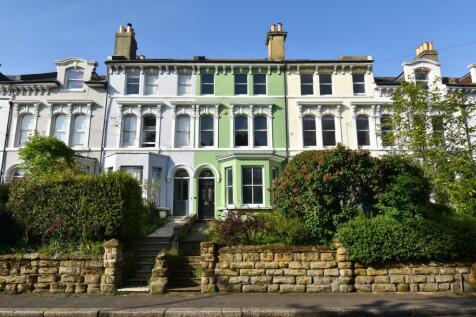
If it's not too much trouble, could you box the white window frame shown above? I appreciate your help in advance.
[71,114,89,147]
[231,104,273,149]
[144,73,159,95]
[200,73,215,95]
[253,73,267,95]
[319,74,333,95]
[241,166,264,207]
[302,115,317,148]
[16,113,35,147]
[234,115,249,147]
[298,104,342,149]
[126,72,140,95]
[225,167,233,206]
[321,114,336,147]
[199,115,214,148]
[300,73,314,95]
[65,68,84,90]
[52,114,68,144]
[120,166,143,185]
[175,115,191,148]
[352,73,366,95]
[178,72,192,96]
[253,115,268,147]
[122,114,137,147]
[234,73,248,95]
[141,114,157,147]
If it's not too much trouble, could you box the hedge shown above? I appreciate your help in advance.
[337,214,476,265]
[271,146,381,244]
[0,184,20,246]
[7,172,146,244]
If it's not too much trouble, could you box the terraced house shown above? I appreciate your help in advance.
[0,58,106,181]
[104,24,287,220]
[1,23,475,220]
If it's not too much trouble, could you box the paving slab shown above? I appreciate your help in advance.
[0,293,475,317]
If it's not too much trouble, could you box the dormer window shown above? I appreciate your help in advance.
[415,70,429,90]
[66,69,84,89]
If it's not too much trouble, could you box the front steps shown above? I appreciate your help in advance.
[123,235,172,288]
[167,241,202,292]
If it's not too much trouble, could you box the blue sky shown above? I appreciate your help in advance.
[1,0,475,77]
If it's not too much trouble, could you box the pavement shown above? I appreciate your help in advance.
[0,293,475,316]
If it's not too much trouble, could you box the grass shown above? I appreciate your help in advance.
[0,239,104,257]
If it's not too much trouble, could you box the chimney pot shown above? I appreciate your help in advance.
[270,24,276,32]
[277,23,282,32]
[127,23,133,33]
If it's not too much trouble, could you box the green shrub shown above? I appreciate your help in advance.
[337,214,476,265]
[271,146,381,244]
[209,211,309,246]
[375,155,433,219]
[0,184,21,247]
[7,172,146,245]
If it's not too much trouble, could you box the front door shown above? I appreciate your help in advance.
[198,170,215,219]
[173,169,190,216]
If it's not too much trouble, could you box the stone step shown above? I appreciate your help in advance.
[124,278,148,287]
[116,286,150,293]
[167,286,201,293]
[168,270,196,278]
[168,277,201,288]
[180,256,202,264]
[137,243,170,252]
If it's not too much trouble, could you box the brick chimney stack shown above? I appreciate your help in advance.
[114,23,137,60]
[266,23,287,61]
[415,42,438,62]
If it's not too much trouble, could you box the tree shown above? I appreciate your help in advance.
[19,134,80,179]
[386,81,476,214]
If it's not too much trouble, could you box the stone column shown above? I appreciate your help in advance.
[149,251,168,294]
[101,239,123,293]
[200,242,217,293]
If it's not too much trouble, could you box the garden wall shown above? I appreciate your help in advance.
[200,242,475,293]
[0,239,122,294]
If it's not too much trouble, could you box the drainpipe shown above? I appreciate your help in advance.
[99,65,111,172]
[1,87,13,183]
[283,60,289,159]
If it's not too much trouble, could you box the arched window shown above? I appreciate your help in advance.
[321,115,336,146]
[356,115,370,146]
[11,167,24,181]
[17,114,34,146]
[175,115,190,147]
[142,115,156,147]
[234,116,248,146]
[122,115,137,147]
[53,114,68,143]
[302,115,316,147]
[66,69,84,89]
[72,114,88,146]
[200,115,214,147]
[253,115,268,147]
[380,115,394,146]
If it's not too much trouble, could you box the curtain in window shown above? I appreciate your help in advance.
[18,114,34,146]
[122,115,137,146]
[175,115,190,147]
[72,115,88,146]
[53,114,68,143]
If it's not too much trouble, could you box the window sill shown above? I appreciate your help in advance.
[60,88,86,92]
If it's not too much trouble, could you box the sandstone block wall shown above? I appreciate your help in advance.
[0,239,122,294]
[201,242,475,294]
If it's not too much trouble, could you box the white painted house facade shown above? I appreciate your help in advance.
[0,58,106,181]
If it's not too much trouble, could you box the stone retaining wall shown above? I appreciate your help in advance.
[0,239,122,294]
[200,242,475,293]
[149,251,168,294]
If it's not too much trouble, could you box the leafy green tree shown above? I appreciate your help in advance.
[386,81,476,214]
[18,134,80,178]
